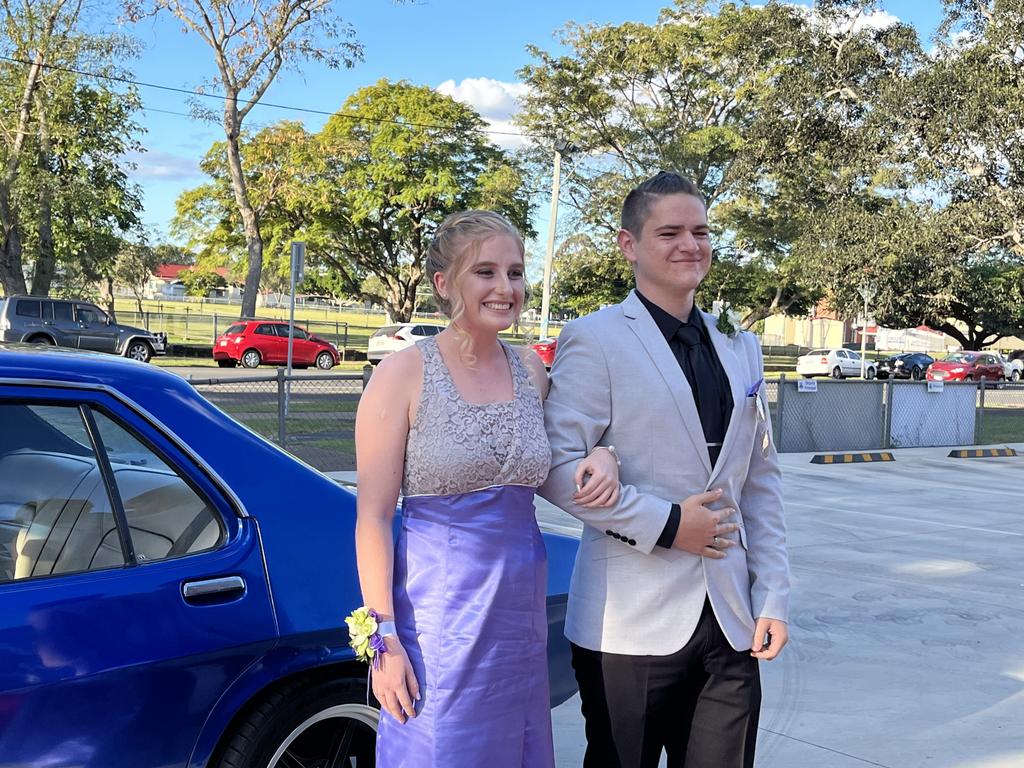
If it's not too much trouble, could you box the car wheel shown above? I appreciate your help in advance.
[865,367,876,380]
[1012,370,1021,382]
[965,374,973,382]
[801,374,814,379]
[124,340,153,363]
[214,677,378,768]
[911,366,922,381]
[241,349,262,369]
[316,351,335,370]
[831,366,843,379]
[27,335,55,345]
[217,359,237,368]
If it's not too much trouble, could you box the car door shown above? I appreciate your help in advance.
[0,387,277,767]
[48,301,79,348]
[983,354,1003,380]
[253,323,286,364]
[281,325,317,365]
[74,304,118,353]
[843,350,859,376]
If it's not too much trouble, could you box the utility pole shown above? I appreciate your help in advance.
[286,241,305,414]
[539,137,574,340]
[858,282,876,378]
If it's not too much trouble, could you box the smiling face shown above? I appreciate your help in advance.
[434,233,525,335]
[617,192,711,312]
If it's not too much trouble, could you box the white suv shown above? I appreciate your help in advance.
[796,348,876,379]
[366,323,445,364]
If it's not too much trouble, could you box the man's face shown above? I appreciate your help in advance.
[617,193,711,299]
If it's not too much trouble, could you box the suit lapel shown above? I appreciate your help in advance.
[703,309,748,487]
[622,292,712,475]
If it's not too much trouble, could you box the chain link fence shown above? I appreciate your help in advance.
[190,370,365,471]
[186,371,1024,473]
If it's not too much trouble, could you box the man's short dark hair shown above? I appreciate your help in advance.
[621,171,704,235]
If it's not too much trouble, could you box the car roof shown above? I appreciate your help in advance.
[0,342,188,393]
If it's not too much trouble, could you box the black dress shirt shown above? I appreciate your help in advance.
[634,292,734,548]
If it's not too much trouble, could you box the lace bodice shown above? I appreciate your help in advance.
[402,336,551,496]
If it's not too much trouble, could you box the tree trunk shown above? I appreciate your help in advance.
[223,104,263,319]
[104,275,116,321]
[31,103,56,296]
[0,191,27,295]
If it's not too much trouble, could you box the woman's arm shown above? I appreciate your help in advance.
[355,349,421,723]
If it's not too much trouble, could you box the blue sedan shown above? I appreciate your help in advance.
[0,344,579,767]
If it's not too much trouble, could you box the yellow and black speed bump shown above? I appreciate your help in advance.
[811,452,896,465]
[948,448,1018,459]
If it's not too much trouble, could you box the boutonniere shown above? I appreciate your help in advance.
[712,303,741,338]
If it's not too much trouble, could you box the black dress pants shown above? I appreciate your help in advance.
[571,599,761,768]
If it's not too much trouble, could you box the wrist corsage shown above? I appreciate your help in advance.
[345,606,390,669]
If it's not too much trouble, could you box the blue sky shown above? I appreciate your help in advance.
[119,0,946,245]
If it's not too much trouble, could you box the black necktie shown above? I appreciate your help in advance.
[673,323,722,464]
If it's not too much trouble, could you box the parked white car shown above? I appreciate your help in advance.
[366,322,446,363]
[996,353,1023,382]
[796,348,877,379]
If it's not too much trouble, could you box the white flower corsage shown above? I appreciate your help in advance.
[345,606,389,669]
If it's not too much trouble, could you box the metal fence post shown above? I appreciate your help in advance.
[362,364,373,391]
[184,307,190,340]
[883,377,894,449]
[277,367,287,446]
[976,379,986,445]
[343,323,349,361]
[776,373,786,453]
[213,313,219,342]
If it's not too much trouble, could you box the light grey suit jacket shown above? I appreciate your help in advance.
[538,291,789,655]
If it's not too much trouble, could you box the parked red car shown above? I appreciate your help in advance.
[926,351,1004,383]
[530,337,558,369]
[213,320,339,370]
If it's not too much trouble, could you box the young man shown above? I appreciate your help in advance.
[539,171,790,768]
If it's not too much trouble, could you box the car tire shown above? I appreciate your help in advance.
[124,340,153,363]
[213,676,378,768]
[316,351,335,370]
[241,349,262,369]
[831,366,843,379]
[911,366,923,381]
[26,335,55,345]
[1013,370,1021,382]
[801,374,814,379]
[217,359,237,368]
[865,367,876,380]
[965,375,973,382]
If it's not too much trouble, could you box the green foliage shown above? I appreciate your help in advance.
[181,265,226,297]
[551,234,633,315]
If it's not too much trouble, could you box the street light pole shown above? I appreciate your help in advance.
[539,138,572,340]
[858,282,876,378]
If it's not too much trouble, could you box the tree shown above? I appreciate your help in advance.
[125,0,362,318]
[116,239,162,314]
[181,265,226,297]
[551,233,632,316]
[516,0,921,323]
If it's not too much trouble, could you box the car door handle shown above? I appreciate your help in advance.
[182,575,246,602]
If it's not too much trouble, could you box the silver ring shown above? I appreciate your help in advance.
[712,536,720,548]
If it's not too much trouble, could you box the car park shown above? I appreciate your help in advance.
[0,295,166,362]
[796,348,877,379]
[0,343,579,767]
[926,351,1004,382]
[530,337,558,369]
[366,322,445,364]
[212,320,339,369]
[876,352,934,380]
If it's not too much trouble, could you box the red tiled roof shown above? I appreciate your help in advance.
[153,264,232,280]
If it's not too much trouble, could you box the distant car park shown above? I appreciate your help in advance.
[926,351,1004,382]
[796,348,877,379]
[366,322,445,364]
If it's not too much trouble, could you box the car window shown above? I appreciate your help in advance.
[847,351,861,360]
[0,404,125,583]
[92,411,224,563]
[15,299,41,318]
[51,302,73,322]
[808,349,828,356]
[76,305,104,324]
[254,324,277,336]
[225,323,247,335]
[274,325,308,340]
[835,350,848,358]
[419,325,442,336]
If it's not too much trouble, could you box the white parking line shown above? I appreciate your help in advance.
[784,499,1024,537]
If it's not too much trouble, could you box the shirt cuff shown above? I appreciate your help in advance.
[656,503,681,549]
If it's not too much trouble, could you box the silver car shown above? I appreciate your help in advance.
[0,296,167,362]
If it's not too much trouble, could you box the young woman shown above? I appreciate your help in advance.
[354,211,620,767]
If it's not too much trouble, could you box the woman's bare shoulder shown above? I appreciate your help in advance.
[514,345,550,400]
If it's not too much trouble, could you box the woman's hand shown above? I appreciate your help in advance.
[371,635,420,724]
[573,446,621,508]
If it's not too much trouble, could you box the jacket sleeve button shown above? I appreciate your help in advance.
[605,530,613,536]
[628,539,637,546]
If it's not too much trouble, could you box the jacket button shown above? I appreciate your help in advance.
[605,530,613,536]
[613,533,622,540]
[628,539,636,546]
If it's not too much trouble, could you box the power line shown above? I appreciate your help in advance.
[0,54,546,141]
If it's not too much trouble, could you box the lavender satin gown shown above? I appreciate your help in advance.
[376,336,555,768]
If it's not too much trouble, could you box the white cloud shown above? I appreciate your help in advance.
[124,149,202,181]
[436,77,530,150]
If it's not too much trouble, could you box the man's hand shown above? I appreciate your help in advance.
[671,488,740,559]
[751,617,788,660]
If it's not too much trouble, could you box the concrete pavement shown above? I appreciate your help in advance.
[332,443,1024,767]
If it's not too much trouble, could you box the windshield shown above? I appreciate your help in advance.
[942,352,977,363]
